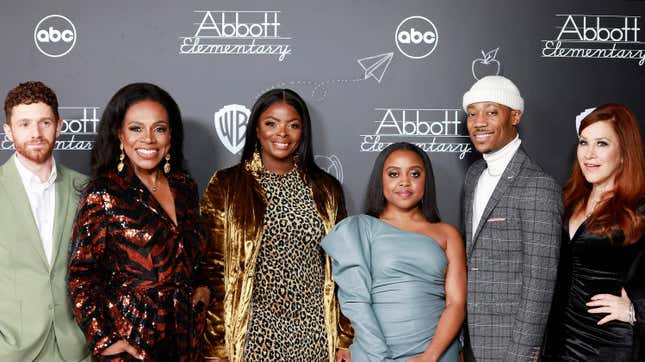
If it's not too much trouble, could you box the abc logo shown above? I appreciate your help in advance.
[395,16,438,59]
[34,14,77,58]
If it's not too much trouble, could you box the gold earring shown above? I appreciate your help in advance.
[117,143,125,172]
[163,153,171,174]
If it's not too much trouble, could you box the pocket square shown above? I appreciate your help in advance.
[487,217,506,222]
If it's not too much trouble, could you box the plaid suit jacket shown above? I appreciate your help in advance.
[463,147,563,361]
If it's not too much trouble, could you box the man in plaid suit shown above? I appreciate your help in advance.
[461,76,562,361]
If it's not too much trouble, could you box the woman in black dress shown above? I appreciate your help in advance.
[545,103,645,361]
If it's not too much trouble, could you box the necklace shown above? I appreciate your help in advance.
[585,198,600,219]
[585,187,608,219]
[150,170,161,192]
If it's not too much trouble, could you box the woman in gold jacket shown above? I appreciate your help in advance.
[195,89,352,362]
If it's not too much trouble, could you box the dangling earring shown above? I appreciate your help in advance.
[252,145,262,164]
[117,143,125,173]
[163,153,171,174]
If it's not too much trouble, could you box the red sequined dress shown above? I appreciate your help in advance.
[68,165,205,361]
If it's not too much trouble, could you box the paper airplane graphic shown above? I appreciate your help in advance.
[357,52,393,83]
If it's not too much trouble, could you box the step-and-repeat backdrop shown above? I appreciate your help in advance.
[1,0,644,226]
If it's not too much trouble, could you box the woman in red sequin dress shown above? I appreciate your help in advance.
[68,83,206,361]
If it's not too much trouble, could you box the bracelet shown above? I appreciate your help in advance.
[628,302,635,326]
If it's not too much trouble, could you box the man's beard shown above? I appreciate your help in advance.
[15,139,55,164]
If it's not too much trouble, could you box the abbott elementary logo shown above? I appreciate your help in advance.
[214,104,251,154]
[180,11,292,62]
[360,107,472,159]
[34,14,76,58]
[541,14,645,66]
[395,16,438,59]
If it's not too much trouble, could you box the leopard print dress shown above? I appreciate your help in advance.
[244,167,328,361]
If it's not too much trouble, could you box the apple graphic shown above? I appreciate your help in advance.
[472,47,501,80]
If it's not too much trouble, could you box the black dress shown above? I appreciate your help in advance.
[544,212,645,361]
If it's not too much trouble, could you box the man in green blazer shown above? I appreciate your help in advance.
[0,81,88,361]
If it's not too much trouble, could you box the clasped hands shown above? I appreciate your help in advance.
[101,339,143,359]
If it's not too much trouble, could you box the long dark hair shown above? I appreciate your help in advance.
[91,83,186,178]
[240,88,324,179]
[366,142,440,222]
[563,103,645,244]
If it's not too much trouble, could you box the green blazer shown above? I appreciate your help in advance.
[0,156,88,362]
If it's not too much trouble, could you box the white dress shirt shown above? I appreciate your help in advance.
[472,135,521,237]
[14,154,57,265]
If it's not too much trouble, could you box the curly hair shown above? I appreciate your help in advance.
[4,81,59,122]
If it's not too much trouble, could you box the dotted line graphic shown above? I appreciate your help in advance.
[254,78,364,103]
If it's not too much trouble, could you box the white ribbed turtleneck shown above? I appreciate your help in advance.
[472,135,521,236]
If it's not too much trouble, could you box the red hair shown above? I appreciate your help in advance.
[563,103,645,245]
[4,81,59,122]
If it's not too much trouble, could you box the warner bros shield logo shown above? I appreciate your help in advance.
[214,104,251,154]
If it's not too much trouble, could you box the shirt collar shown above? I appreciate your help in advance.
[14,153,57,190]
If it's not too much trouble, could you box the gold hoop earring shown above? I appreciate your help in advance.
[163,153,171,174]
[117,143,125,173]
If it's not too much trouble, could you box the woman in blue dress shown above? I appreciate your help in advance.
[321,142,466,362]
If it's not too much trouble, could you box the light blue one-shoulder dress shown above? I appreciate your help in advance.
[321,215,459,362]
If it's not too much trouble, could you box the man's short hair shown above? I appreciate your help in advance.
[4,81,60,123]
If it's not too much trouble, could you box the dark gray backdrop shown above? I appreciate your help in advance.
[2,0,644,227]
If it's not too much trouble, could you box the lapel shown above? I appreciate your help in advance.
[468,147,528,257]
[50,164,72,268]
[464,159,486,253]
[165,172,184,226]
[0,156,49,268]
[120,163,179,229]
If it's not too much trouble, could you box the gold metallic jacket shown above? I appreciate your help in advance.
[199,153,353,361]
